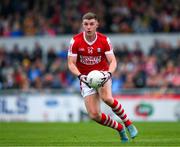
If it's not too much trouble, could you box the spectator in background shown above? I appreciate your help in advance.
[32,42,43,61]
[23,10,37,36]
[171,68,180,88]
[13,66,30,89]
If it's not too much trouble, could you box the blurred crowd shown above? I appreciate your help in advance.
[112,40,180,93]
[0,40,180,92]
[0,0,180,37]
[0,0,180,93]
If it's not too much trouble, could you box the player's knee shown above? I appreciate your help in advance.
[102,97,113,106]
[88,112,101,122]
[100,92,113,105]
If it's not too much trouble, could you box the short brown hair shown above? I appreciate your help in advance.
[82,12,98,21]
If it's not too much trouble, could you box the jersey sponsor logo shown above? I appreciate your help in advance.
[80,55,101,65]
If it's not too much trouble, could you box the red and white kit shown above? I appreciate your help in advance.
[68,31,114,97]
[68,31,113,75]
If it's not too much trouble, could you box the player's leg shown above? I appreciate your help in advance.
[98,80,138,138]
[98,80,132,126]
[110,99,138,139]
[81,82,128,142]
[84,93,123,130]
[84,93,128,142]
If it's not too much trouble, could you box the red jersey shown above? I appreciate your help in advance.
[68,32,114,75]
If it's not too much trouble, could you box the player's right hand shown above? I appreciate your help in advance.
[78,74,91,88]
[100,71,112,87]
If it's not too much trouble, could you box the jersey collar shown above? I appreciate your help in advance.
[83,31,97,46]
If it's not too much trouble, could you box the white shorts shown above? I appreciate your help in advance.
[80,81,97,97]
[80,80,112,98]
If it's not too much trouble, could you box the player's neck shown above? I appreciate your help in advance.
[85,33,96,42]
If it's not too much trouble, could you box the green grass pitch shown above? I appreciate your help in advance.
[0,122,180,146]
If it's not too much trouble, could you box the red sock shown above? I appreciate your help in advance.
[111,99,132,127]
[99,113,123,131]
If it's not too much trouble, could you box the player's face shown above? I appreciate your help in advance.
[82,19,98,36]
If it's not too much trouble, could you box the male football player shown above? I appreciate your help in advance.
[68,12,138,143]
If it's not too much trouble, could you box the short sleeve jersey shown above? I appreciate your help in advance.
[68,32,114,75]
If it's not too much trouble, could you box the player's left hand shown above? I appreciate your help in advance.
[100,71,112,87]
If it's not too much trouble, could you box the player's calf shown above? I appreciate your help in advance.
[100,113,129,143]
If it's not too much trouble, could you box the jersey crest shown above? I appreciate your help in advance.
[87,47,93,54]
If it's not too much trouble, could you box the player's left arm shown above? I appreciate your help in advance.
[105,53,117,74]
[100,37,117,86]
[100,53,116,86]
[104,37,117,74]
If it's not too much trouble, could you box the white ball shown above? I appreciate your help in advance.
[87,70,105,88]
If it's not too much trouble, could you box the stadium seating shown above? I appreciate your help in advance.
[0,0,179,37]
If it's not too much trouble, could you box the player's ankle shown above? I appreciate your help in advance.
[124,120,132,127]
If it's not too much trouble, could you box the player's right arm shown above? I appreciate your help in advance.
[68,55,90,86]
[67,38,81,76]
[68,55,81,76]
[68,38,89,86]
[68,39,89,86]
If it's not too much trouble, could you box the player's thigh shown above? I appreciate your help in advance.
[98,79,113,98]
[84,93,101,115]
[98,79,114,105]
